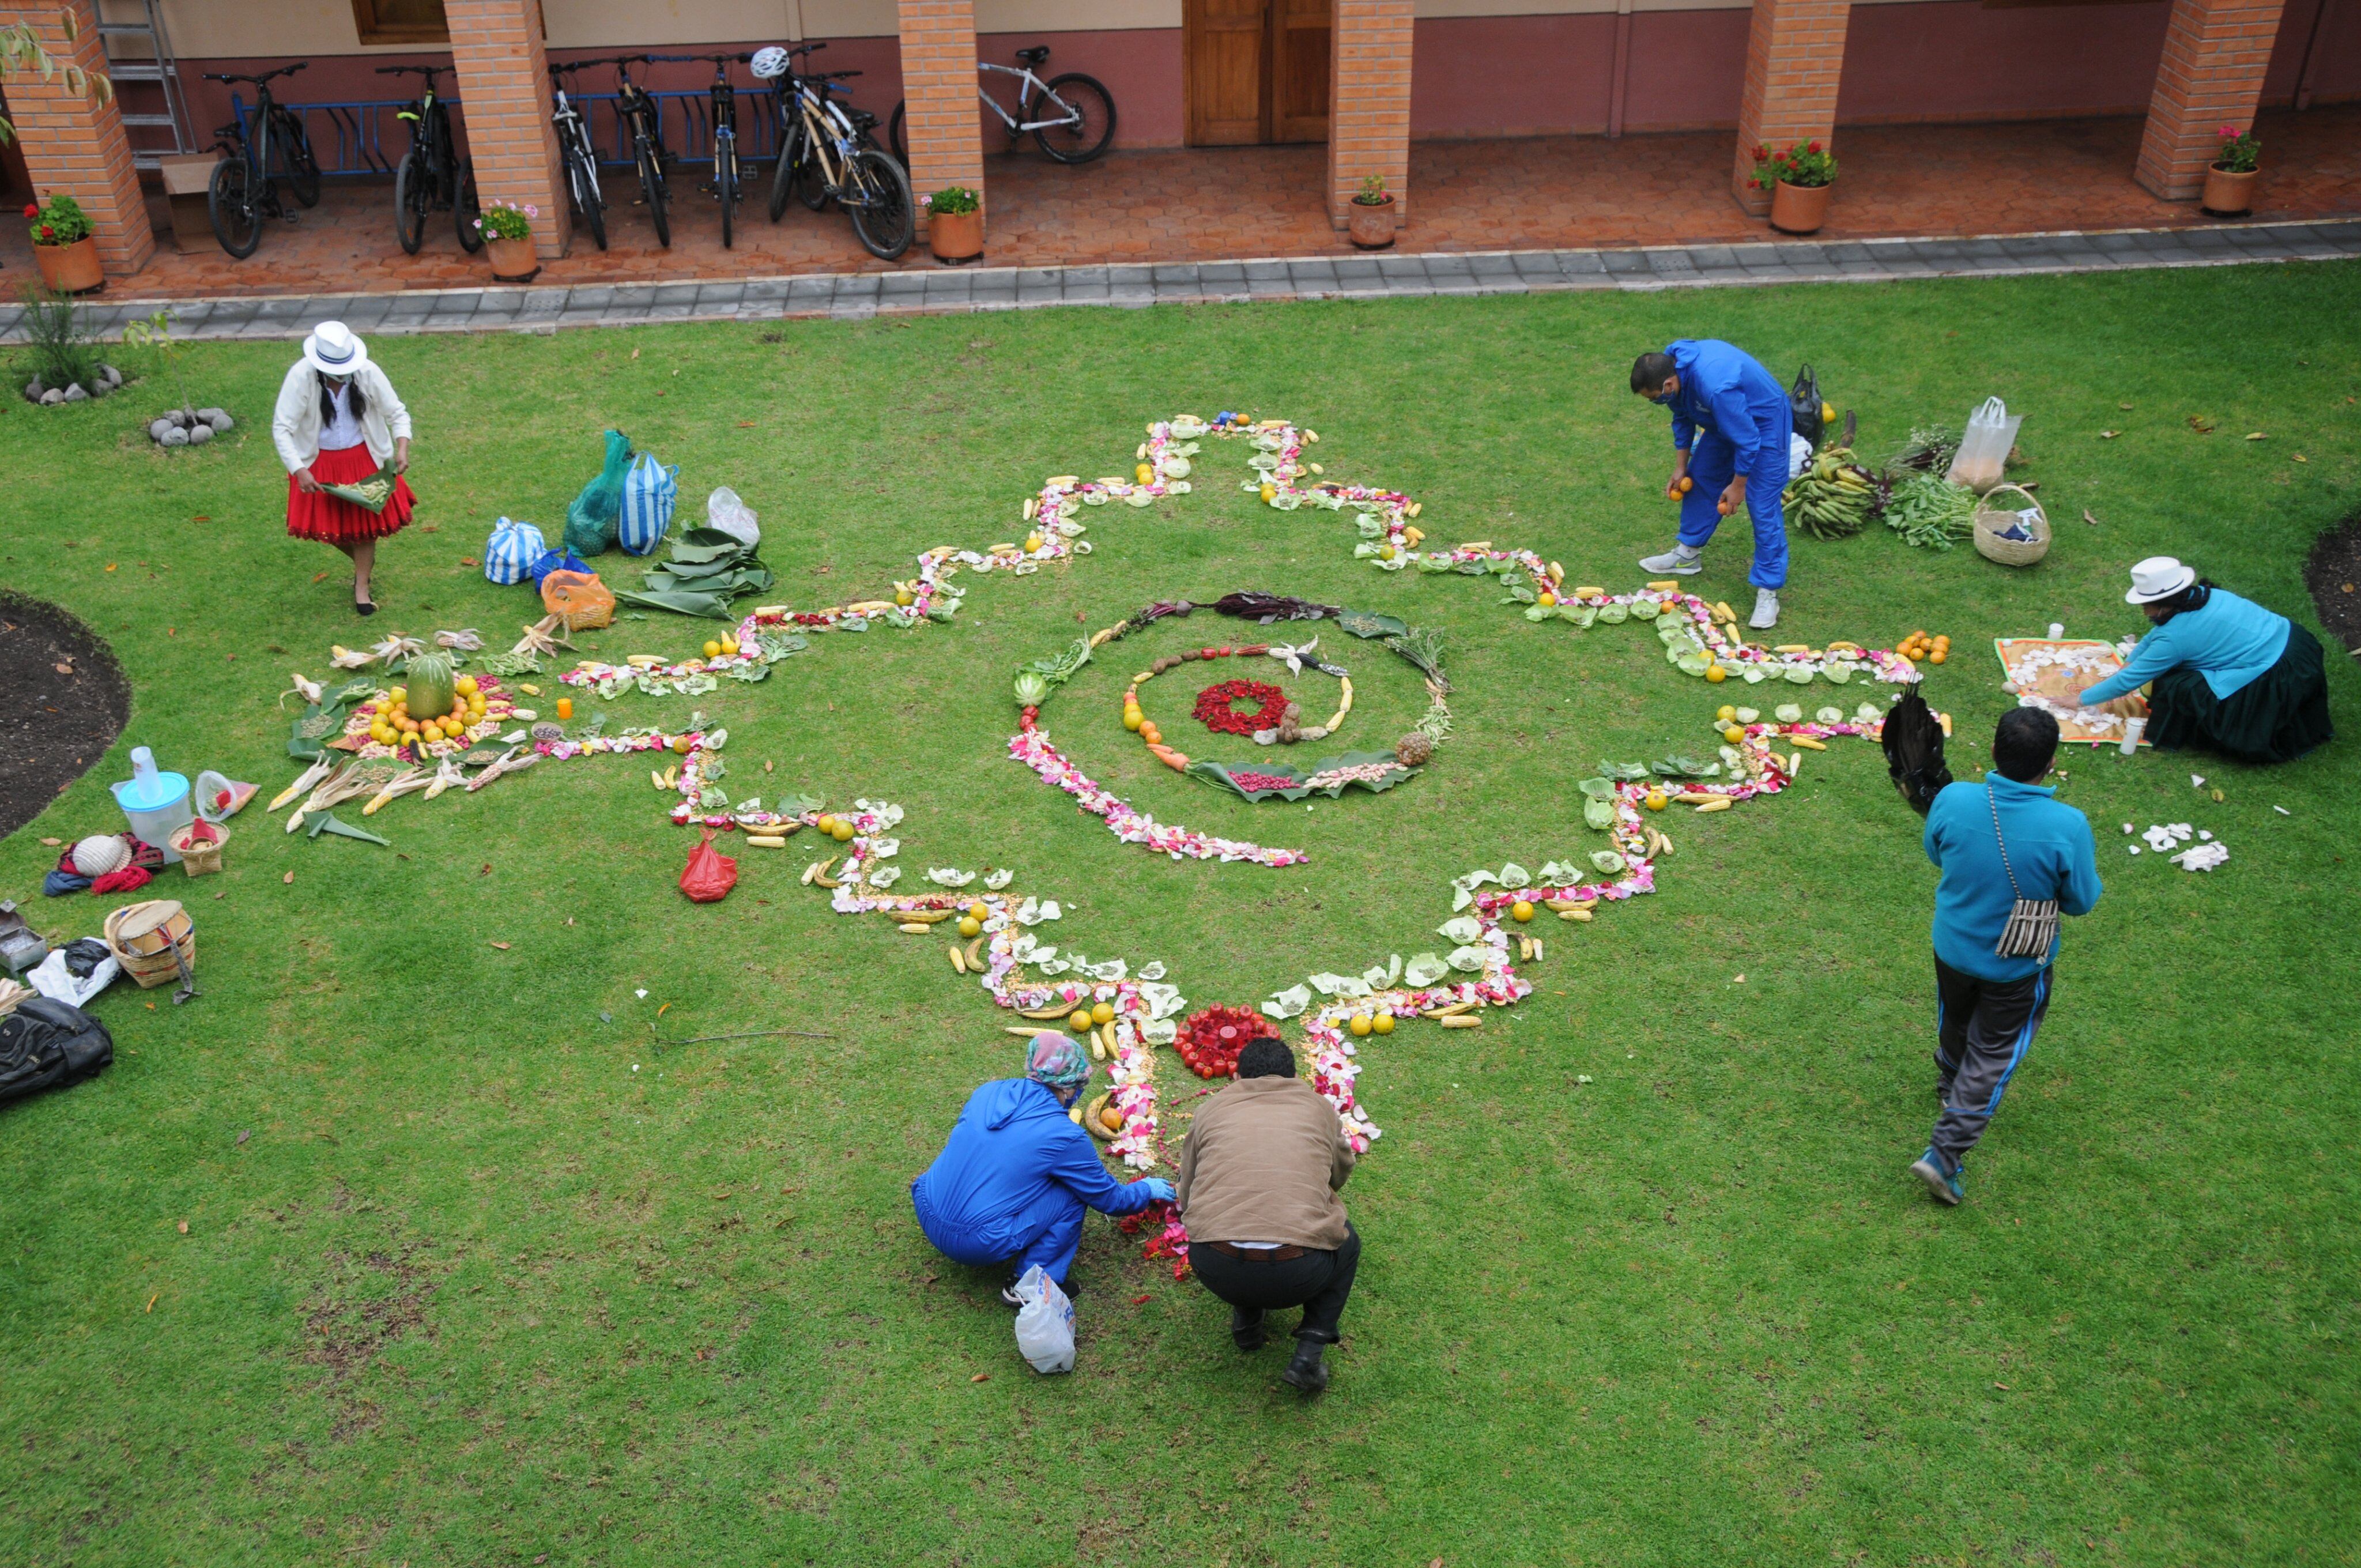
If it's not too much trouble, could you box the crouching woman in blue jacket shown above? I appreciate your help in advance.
[911,1032,1171,1296]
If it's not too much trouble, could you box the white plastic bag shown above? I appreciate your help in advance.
[28,946,115,1008]
[1947,396,2023,494]
[1009,1264,1076,1374]
[706,486,761,549]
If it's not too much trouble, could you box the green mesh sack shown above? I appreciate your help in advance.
[563,429,633,557]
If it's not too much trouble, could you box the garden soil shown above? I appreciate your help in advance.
[2304,511,2361,656]
[0,593,130,841]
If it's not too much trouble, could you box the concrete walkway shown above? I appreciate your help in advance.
[6,220,2357,342]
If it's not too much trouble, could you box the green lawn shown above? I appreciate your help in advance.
[3,264,2358,1567]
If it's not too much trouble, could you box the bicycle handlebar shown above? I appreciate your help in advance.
[374,65,442,78]
[203,62,306,86]
[647,52,753,65]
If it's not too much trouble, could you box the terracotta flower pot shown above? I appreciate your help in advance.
[2200,163,2256,217]
[1347,194,1397,250]
[485,234,540,281]
[928,207,983,263]
[33,235,104,295]
[1768,179,1832,236]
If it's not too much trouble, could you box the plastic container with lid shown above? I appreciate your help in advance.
[112,746,194,862]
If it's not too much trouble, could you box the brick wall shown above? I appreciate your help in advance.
[445,0,569,258]
[1327,0,1413,230]
[898,0,985,238]
[2135,0,2288,198]
[1731,0,1853,215]
[7,0,153,277]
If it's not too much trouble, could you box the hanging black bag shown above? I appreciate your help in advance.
[0,996,114,1106]
[1881,688,1952,815]
[1790,364,1826,449]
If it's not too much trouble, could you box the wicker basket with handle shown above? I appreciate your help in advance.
[104,899,196,989]
[1972,483,2050,567]
[168,819,227,876]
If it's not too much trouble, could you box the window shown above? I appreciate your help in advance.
[351,0,450,47]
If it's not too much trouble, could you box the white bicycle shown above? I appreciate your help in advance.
[888,44,1115,167]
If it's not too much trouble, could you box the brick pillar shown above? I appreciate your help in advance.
[1327,0,1413,231]
[1730,0,1852,217]
[2135,0,2287,200]
[6,0,153,278]
[897,0,985,241]
[446,0,569,259]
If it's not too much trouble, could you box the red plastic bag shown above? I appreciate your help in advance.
[679,829,737,903]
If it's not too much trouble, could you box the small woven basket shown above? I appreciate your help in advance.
[168,819,227,876]
[1973,483,2051,567]
[104,899,196,990]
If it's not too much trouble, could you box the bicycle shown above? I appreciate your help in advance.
[651,51,752,249]
[548,60,606,251]
[888,45,1114,167]
[201,63,320,259]
[379,64,481,257]
[569,54,673,247]
[752,44,912,261]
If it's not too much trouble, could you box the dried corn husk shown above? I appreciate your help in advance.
[269,756,338,812]
[361,767,430,816]
[435,628,485,652]
[465,747,540,792]
[421,756,467,800]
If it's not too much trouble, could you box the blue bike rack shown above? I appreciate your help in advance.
[228,94,406,176]
[231,89,793,178]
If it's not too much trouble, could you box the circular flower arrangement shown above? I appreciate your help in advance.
[1176,1004,1280,1079]
[1194,679,1289,737]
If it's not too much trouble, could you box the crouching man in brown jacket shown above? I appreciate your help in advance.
[1175,1038,1360,1393]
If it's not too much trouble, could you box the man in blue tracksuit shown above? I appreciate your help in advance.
[1911,708,2103,1205]
[911,1032,1171,1293]
[1630,341,1794,629]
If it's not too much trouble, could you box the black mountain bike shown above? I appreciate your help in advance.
[379,64,481,256]
[201,63,320,259]
[549,60,606,251]
[651,52,752,248]
[594,54,672,247]
[888,44,1114,166]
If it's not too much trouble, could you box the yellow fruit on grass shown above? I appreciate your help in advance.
[455,676,478,697]
[1723,725,1745,744]
[1928,650,1947,665]
[895,590,914,608]
[1069,1009,1093,1032]
[958,916,982,938]
[816,814,838,834]
[1091,1001,1114,1026]
[831,821,854,842]
[1717,705,1737,723]
[1646,790,1668,811]
[1123,710,1144,732]
[1024,533,1044,553]
[1349,1015,1372,1038]
[967,900,989,920]
[721,636,740,655]
[1378,544,1396,560]
[1372,1012,1395,1035]
[703,640,722,659]
[1537,591,1556,607]
[389,686,408,705]
[1511,900,1536,923]
[1706,664,1727,683]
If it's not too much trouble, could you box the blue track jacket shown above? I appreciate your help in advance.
[1924,777,2103,982]
[1662,338,1790,473]
[2079,589,2292,705]
[909,1079,1156,1264]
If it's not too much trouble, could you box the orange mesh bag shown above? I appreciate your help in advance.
[541,570,616,631]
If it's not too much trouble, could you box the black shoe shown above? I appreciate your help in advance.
[354,598,378,617]
[1280,1337,1330,1393]
[1230,1306,1266,1352]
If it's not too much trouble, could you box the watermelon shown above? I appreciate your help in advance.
[405,650,459,721]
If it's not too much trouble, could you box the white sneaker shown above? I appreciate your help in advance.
[1639,546,1703,575]
[1749,589,1781,630]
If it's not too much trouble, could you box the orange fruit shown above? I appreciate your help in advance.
[1091,1001,1114,1026]
[1646,790,1668,811]
[967,900,989,920]
[1706,664,1727,683]
[1511,900,1535,923]
[830,821,854,842]
[1068,1009,1093,1032]
[1371,1013,1394,1035]
[1677,476,1694,494]
[1537,591,1556,608]
[1928,650,1947,665]
[957,916,982,938]
[1348,1015,1372,1038]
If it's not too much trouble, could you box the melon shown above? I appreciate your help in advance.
[405,650,459,721]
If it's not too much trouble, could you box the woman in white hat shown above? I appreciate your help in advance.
[271,322,415,615]
[2076,556,2331,764]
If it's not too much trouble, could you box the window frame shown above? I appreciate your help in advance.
[349,0,451,48]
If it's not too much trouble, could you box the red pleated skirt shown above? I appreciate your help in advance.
[286,441,416,543]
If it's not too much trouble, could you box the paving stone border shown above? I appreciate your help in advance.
[5,220,2355,342]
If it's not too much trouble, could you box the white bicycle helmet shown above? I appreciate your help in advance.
[749,46,790,80]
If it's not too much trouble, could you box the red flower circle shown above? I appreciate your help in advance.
[1191,678,1289,737]
[1175,1005,1279,1080]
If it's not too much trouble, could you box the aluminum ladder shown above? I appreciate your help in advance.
[96,0,198,167]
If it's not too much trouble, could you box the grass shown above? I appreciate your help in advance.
[3,263,2359,1568]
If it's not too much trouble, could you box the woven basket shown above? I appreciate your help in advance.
[168,819,227,876]
[104,899,196,990]
[1972,483,2051,567]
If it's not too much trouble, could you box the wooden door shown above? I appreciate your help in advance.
[1271,0,1330,144]
[1186,0,1268,146]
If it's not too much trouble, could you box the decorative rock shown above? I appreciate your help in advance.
[24,378,42,401]
[62,383,88,402]
[160,424,190,446]
[198,406,231,431]
[89,379,110,398]
[40,389,65,405]
[187,423,213,445]
[99,364,123,389]
[149,418,176,442]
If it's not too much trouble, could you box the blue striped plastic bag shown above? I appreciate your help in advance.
[483,517,547,585]
[617,451,680,556]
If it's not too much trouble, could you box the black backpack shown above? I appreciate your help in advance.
[0,996,113,1106]
[1881,689,1953,816]
[1790,364,1825,450]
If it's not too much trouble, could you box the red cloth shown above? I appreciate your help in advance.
[286,441,414,544]
[90,866,152,896]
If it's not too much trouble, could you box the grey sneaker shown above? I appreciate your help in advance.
[1910,1151,1963,1205]
[1749,588,1781,629]
[1639,545,1703,575]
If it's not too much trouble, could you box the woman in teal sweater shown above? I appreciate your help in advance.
[2077,556,2332,764]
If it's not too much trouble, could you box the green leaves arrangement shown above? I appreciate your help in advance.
[612,527,775,620]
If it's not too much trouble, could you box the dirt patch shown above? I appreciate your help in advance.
[0,592,130,841]
[300,1246,437,1438]
[2304,512,2361,655]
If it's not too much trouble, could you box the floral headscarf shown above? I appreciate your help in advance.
[1025,1031,1092,1090]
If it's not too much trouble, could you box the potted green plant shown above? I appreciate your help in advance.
[25,194,103,294]
[1750,140,1837,235]
[1347,174,1396,250]
[2202,124,2259,217]
[474,199,540,281]
[922,184,982,263]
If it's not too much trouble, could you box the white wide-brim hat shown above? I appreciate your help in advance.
[301,321,369,378]
[2125,555,2198,604]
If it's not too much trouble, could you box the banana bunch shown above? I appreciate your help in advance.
[1782,446,1885,540]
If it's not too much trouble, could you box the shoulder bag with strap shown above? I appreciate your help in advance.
[1987,784,2060,961]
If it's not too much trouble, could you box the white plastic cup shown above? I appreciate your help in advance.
[2119,717,2147,755]
[2047,622,2065,639]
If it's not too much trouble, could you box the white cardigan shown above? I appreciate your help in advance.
[271,359,413,473]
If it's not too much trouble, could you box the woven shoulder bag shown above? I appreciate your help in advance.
[1988,785,2060,961]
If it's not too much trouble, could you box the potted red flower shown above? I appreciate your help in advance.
[26,195,103,294]
[1750,140,1838,235]
[2202,124,2259,217]
[473,199,541,281]
[1347,174,1397,250]
[922,184,983,263]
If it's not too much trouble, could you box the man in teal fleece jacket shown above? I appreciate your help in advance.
[1911,708,2102,1205]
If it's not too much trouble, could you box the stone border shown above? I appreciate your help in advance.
[2,220,2354,341]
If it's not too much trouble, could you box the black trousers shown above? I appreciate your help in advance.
[1190,1223,1361,1344]
[1929,956,2054,1174]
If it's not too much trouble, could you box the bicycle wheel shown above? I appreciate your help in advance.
[1034,73,1115,164]
[844,148,913,261]
[637,140,670,248]
[887,100,907,166]
[208,157,262,258]
[392,150,428,254]
[718,144,736,250]
[567,137,608,250]
[273,109,322,206]
[454,156,484,254]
